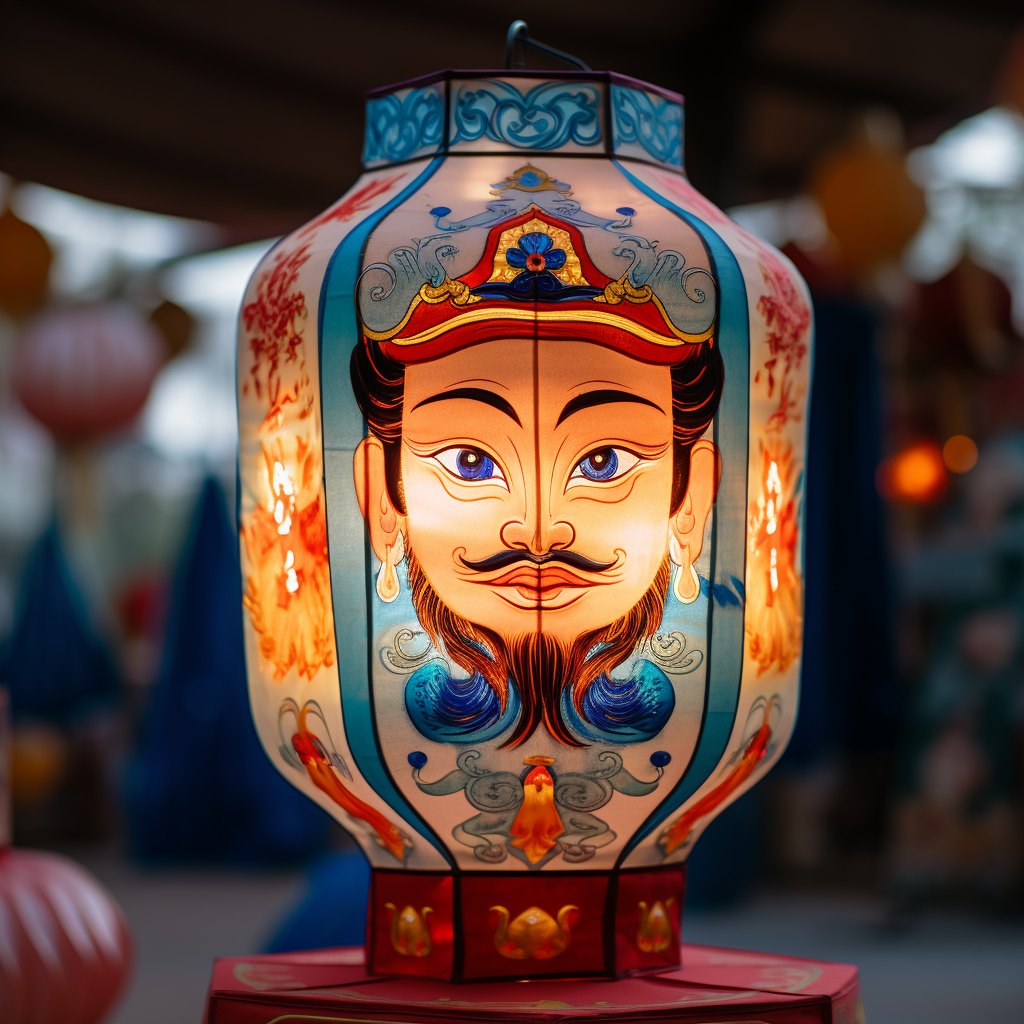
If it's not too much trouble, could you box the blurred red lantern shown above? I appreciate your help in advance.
[14,304,164,441]
[0,848,133,1024]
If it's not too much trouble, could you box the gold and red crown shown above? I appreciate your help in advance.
[363,209,715,366]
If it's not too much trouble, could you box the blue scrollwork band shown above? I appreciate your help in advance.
[363,86,445,165]
[450,80,603,151]
[610,85,683,169]
[361,76,684,169]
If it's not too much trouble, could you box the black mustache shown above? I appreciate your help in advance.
[460,549,616,573]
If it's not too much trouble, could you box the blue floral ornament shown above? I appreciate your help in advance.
[504,232,567,274]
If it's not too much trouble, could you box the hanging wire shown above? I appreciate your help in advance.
[504,20,591,71]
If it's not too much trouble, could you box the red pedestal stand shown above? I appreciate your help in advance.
[205,944,864,1023]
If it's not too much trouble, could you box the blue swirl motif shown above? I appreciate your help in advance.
[363,87,444,164]
[405,662,520,743]
[611,86,683,168]
[451,81,602,151]
[561,660,676,744]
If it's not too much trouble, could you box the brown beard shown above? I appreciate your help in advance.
[405,549,670,748]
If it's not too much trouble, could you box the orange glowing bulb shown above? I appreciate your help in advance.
[877,441,947,503]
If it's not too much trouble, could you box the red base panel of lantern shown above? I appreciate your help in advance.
[204,944,863,1024]
[368,866,687,981]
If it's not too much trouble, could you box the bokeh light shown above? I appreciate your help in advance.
[877,441,948,503]
[942,434,979,473]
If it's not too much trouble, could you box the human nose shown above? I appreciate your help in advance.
[499,486,575,554]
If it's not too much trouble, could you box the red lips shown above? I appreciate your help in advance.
[487,564,597,594]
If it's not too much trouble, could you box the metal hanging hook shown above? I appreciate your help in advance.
[504,20,591,71]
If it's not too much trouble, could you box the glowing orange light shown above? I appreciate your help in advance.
[877,441,947,503]
[942,434,978,474]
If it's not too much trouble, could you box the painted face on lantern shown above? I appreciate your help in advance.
[353,329,718,749]
[356,337,713,643]
[351,199,723,746]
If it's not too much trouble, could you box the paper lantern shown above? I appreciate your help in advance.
[14,303,164,440]
[812,124,926,277]
[0,849,133,1023]
[237,66,813,981]
[0,693,133,1024]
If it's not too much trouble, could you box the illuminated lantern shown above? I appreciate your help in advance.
[237,62,813,981]
[14,303,164,441]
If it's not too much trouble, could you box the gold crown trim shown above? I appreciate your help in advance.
[373,304,714,348]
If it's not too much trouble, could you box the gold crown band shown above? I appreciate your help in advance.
[364,303,715,348]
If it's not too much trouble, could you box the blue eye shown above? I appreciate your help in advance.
[456,449,493,479]
[580,448,618,480]
[434,447,507,486]
[569,447,640,486]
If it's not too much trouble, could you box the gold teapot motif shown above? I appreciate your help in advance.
[636,898,675,953]
[385,902,432,957]
[491,904,578,960]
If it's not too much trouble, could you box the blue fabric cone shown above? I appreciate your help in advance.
[125,476,330,864]
[0,522,120,723]
[263,848,370,953]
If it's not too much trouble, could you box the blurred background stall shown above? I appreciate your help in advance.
[1,3,1024,1023]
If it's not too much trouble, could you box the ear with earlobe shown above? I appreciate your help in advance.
[668,441,716,586]
[353,436,406,563]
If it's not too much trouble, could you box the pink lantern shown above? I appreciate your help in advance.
[0,692,133,1023]
[14,304,164,440]
[0,848,133,1024]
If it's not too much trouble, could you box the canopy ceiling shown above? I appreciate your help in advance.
[2,0,1020,239]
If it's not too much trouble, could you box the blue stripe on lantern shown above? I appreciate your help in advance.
[611,160,750,863]
[318,157,453,863]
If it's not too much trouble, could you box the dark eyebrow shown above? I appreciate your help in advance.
[411,387,521,425]
[556,389,665,427]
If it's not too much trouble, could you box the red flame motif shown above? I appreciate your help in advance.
[239,243,336,681]
[745,254,810,674]
[299,174,405,236]
[291,705,408,861]
[242,244,311,402]
[756,252,810,432]
[659,700,775,856]
[239,174,406,683]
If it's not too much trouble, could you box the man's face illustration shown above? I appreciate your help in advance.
[355,338,715,646]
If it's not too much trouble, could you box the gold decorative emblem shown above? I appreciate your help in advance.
[385,903,432,957]
[419,277,480,307]
[594,273,654,305]
[636,898,675,953]
[491,904,578,960]
[488,215,589,287]
[489,163,571,196]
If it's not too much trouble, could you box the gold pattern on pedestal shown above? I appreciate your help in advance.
[385,903,433,957]
[636,898,675,953]
[491,904,578,959]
